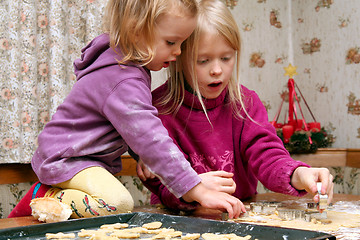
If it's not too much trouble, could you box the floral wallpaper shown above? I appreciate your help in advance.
[237,0,360,148]
[0,0,359,218]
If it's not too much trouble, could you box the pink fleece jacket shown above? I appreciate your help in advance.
[142,82,310,210]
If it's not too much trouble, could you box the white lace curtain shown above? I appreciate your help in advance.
[0,0,107,163]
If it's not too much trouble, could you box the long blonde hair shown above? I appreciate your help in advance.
[102,0,198,65]
[160,0,248,120]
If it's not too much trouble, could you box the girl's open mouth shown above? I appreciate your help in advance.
[163,62,170,68]
[208,82,222,87]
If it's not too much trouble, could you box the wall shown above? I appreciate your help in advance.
[291,0,360,148]
[238,0,360,148]
[1,1,359,164]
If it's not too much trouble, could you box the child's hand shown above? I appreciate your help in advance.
[291,167,334,204]
[182,182,245,219]
[136,159,156,181]
[199,171,236,195]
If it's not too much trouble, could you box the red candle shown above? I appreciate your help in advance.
[309,122,321,132]
[296,119,303,131]
[288,119,295,128]
[270,121,284,129]
[282,125,294,143]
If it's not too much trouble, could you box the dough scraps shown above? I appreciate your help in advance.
[45,232,75,239]
[233,210,360,232]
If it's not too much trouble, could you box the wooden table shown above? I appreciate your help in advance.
[1,193,359,237]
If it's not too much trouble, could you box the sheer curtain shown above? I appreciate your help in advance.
[0,0,107,163]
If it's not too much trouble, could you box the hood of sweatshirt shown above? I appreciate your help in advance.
[73,33,144,81]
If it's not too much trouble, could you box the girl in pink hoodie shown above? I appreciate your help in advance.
[139,0,334,216]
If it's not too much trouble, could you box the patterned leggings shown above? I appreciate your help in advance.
[45,166,134,219]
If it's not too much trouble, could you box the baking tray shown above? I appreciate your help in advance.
[0,212,335,240]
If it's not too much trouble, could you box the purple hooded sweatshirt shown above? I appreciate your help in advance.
[142,82,310,210]
[31,34,200,198]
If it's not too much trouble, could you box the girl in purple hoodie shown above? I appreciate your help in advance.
[138,0,334,215]
[9,0,242,221]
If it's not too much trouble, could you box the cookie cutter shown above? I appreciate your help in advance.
[306,202,318,209]
[249,200,328,222]
[250,201,282,215]
[304,210,328,222]
[316,182,328,212]
[277,209,305,221]
[277,209,327,222]
[221,212,229,221]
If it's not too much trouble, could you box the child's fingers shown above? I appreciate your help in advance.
[219,177,236,194]
[136,163,146,181]
[212,171,234,178]
[327,180,334,203]
[143,167,156,179]
[211,193,242,219]
[318,171,334,203]
[223,195,243,219]
[228,198,243,219]
[318,169,333,194]
[136,159,156,181]
[223,202,234,219]
[220,186,236,195]
[222,177,236,186]
[221,181,236,194]
[210,171,236,187]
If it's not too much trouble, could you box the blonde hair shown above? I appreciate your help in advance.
[159,0,249,120]
[102,0,198,65]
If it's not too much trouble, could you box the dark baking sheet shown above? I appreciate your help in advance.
[0,212,335,240]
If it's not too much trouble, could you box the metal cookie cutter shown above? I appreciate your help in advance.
[304,210,328,222]
[316,182,328,212]
[221,212,229,221]
[250,201,282,215]
[306,202,319,209]
[277,209,305,221]
[277,208,327,222]
[221,211,249,221]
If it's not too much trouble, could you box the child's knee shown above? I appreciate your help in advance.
[102,187,134,213]
[116,191,134,213]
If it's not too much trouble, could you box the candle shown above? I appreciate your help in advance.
[282,125,294,143]
[270,121,284,129]
[308,122,321,132]
[288,120,297,130]
[296,119,303,131]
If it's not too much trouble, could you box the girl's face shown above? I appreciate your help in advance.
[145,13,196,71]
[185,32,236,99]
